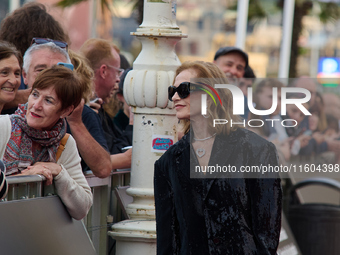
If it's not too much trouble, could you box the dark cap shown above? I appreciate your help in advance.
[214,46,248,67]
[118,67,132,94]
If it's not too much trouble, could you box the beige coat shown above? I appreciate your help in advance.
[0,115,93,220]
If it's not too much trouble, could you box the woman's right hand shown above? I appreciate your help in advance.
[20,164,54,185]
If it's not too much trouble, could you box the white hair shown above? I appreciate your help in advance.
[23,42,71,73]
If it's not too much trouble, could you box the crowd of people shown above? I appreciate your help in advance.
[0,2,339,254]
[211,45,340,165]
[0,3,132,216]
[154,42,340,253]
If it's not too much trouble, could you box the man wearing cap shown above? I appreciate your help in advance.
[213,46,248,80]
[214,47,250,119]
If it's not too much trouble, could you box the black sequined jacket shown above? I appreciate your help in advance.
[154,128,282,255]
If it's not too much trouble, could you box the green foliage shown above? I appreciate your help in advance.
[230,0,266,22]
[298,47,308,56]
[56,0,143,24]
[56,0,111,11]
[56,0,88,8]
[231,0,280,24]
[248,0,266,21]
[318,2,340,24]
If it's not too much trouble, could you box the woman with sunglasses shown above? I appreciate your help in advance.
[0,66,92,220]
[154,61,282,254]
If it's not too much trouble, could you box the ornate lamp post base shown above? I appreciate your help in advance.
[108,1,186,254]
[109,220,156,255]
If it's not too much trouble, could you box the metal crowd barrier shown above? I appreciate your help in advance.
[5,175,46,201]
[2,170,131,255]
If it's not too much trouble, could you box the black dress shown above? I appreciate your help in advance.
[154,128,282,255]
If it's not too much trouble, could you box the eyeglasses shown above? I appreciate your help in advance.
[106,64,124,78]
[31,37,68,50]
[168,82,202,101]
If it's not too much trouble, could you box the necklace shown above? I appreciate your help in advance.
[194,133,216,158]
[193,133,216,141]
[196,148,206,158]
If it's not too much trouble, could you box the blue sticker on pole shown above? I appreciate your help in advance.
[152,135,174,152]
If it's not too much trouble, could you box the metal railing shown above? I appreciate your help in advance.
[5,175,46,201]
[84,171,112,255]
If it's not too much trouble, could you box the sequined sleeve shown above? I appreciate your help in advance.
[247,142,282,254]
[154,157,179,255]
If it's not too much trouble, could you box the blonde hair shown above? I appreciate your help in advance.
[69,49,94,103]
[174,61,242,135]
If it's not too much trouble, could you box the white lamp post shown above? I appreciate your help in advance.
[235,0,249,50]
[278,0,295,78]
[108,0,186,254]
[9,0,20,13]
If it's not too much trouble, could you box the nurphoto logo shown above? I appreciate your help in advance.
[199,82,311,128]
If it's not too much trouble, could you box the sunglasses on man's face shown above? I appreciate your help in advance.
[168,82,202,101]
[31,37,68,50]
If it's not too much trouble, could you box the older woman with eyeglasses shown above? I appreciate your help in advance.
[0,66,92,219]
[154,61,282,255]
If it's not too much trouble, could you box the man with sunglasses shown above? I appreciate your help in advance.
[22,40,70,89]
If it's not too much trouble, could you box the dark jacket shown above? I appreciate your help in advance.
[98,107,131,154]
[154,128,282,255]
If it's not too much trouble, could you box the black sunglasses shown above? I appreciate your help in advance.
[31,37,68,50]
[168,82,202,101]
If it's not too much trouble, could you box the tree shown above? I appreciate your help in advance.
[56,0,144,25]
[232,0,340,77]
[57,0,110,12]
[250,0,340,77]
[278,0,313,78]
